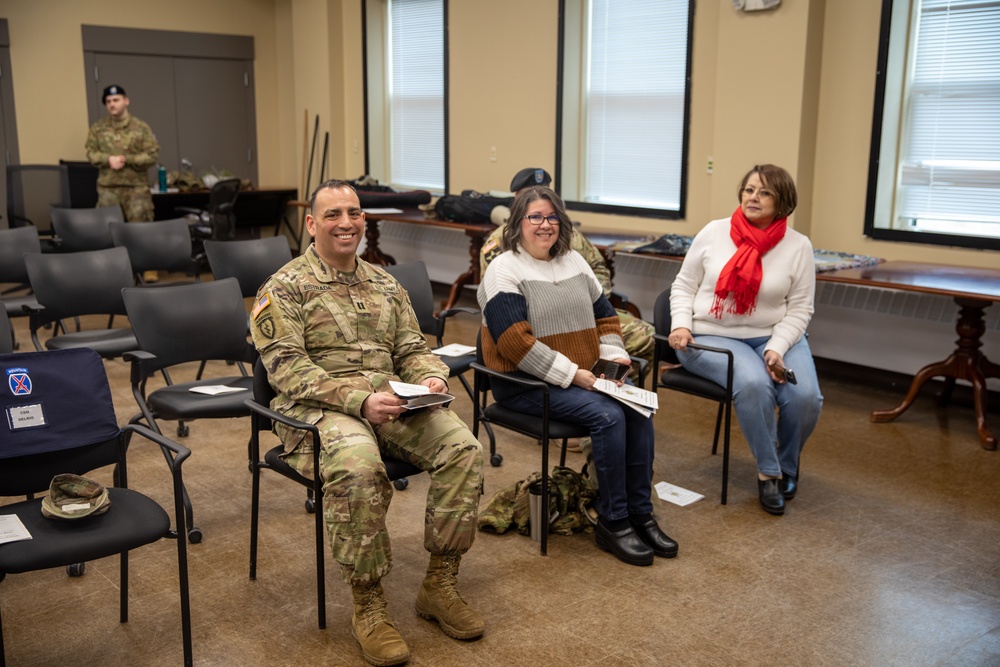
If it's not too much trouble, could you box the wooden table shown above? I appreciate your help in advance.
[818,261,1000,450]
[360,208,494,311]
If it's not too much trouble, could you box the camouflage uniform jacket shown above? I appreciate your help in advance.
[251,245,449,439]
[481,223,613,297]
[85,113,160,187]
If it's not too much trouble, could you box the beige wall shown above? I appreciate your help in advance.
[3,0,996,268]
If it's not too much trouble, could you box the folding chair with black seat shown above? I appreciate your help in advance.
[110,218,201,285]
[651,288,734,504]
[122,278,257,543]
[245,358,423,629]
[0,227,42,351]
[383,260,501,466]
[0,347,192,666]
[23,246,138,358]
[49,205,124,253]
[470,332,590,556]
[204,235,294,299]
[5,164,70,251]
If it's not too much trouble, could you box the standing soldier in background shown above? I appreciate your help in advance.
[85,84,160,280]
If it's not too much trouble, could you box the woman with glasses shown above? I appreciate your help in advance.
[667,164,823,516]
[478,186,677,567]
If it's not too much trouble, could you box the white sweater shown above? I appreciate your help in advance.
[669,217,815,357]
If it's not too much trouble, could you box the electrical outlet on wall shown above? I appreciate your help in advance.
[489,146,497,163]
[707,157,714,174]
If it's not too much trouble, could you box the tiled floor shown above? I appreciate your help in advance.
[2,278,999,666]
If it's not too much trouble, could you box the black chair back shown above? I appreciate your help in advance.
[205,235,293,298]
[111,218,199,278]
[0,308,12,355]
[653,289,680,365]
[50,205,124,252]
[24,246,133,324]
[205,178,241,240]
[123,278,254,372]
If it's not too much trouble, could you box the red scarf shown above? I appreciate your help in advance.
[710,207,787,317]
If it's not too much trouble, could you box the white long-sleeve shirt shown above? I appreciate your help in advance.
[669,217,815,357]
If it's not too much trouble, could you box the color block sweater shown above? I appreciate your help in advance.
[477,247,626,401]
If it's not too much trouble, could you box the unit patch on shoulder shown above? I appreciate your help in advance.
[251,293,271,320]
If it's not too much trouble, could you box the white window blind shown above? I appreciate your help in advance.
[387,0,444,191]
[898,0,1000,238]
[583,0,689,210]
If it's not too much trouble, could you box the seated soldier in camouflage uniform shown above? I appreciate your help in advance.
[481,168,654,379]
[251,180,485,666]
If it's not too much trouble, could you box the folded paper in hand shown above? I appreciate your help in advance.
[388,381,455,410]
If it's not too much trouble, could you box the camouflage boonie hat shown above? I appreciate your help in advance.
[41,473,111,520]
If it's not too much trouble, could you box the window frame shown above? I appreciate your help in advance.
[362,0,449,194]
[555,0,695,220]
[864,0,1000,251]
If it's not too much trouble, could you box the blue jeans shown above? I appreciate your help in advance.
[502,382,655,522]
[677,335,823,478]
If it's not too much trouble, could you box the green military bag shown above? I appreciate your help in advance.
[478,465,598,537]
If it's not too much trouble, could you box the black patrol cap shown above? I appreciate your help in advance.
[102,84,127,103]
[510,168,551,193]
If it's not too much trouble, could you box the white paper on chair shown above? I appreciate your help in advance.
[189,385,248,395]
[592,379,658,417]
[655,481,704,507]
[362,207,404,214]
[0,514,32,544]
[432,343,477,357]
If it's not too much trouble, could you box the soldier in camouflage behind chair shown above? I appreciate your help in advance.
[481,168,654,381]
[251,180,485,666]
[85,84,160,281]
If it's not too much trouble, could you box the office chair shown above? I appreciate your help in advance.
[122,278,257,543]
[245,357,424,629]
[49,205,124,253]
[383,260,500,466]
[5,164,70,251]
[470,332,590,555]
[651,288,734,504]
[0,347,193,667]
[110,218,201,285]
[180,176,240,241]
[23,246,139,358]
[204,235,293,299]
[0,227,42,350]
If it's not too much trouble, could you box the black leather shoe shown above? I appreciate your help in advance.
[780,474,798,500]
[758,478,785,516]
[595,522,654,566]
[629,517,678,558]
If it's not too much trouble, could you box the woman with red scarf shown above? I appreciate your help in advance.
[667,164,823,516]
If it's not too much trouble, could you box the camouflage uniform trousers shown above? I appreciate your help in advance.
[617,309,654,382]
[280,406,483,587]
[97,185,154,222]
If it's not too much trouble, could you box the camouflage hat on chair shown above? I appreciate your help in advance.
[41,473,111,520]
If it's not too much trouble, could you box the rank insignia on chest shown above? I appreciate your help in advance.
[354,299,368,312]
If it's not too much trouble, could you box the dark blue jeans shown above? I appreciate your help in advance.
[502,382,655,522]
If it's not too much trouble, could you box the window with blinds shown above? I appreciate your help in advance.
[364,0,445,193]
[558,0,693,218]
[866,0,1000,249]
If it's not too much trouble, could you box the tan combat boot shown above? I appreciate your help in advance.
[415,554,485,640]
[351,582,410,666]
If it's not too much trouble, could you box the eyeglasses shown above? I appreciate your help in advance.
[523,214,560,226]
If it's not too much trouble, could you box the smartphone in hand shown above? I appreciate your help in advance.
[768,363,798,385]
[591,359,630,381]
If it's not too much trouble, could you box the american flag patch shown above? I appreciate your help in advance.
[251,293,270,319]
